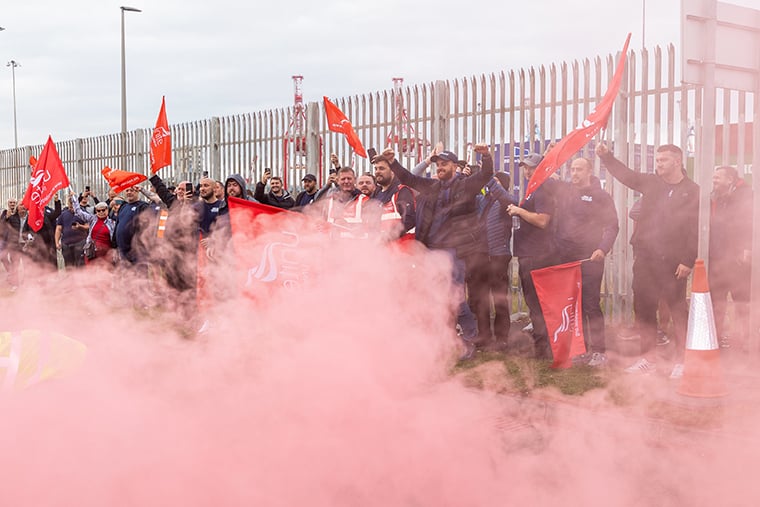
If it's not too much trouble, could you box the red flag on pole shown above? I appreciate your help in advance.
[21,136,70,232]
[323,96,367,158]
[150,96,172,174]
[531,261,586,369]
[101,166,147,193]
[524,33,631,200]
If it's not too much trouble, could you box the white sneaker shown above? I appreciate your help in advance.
[587,352,607,367]
[624,357,656,374]
[669,363,684,379]
[197,319,211,334]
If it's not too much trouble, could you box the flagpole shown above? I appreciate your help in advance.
[6,60,20,149]
[120,6,141,171]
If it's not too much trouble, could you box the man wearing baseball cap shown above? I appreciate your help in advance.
[373,144,494,360]
[506,152,559,360]
[294,174,319,210]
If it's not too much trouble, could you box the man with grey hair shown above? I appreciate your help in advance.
[709,165,753,351]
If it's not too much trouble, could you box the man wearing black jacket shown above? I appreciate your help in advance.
[597,142,698,377]
[254,171,295,210]
[375,143,494,359]
[507,153,558,360]
[709,165,753,350]
[554,157,619,367]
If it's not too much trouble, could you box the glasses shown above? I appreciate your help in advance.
[96,208,108,212]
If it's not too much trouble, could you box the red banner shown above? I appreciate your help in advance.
[150,96,172,174]
[323,96,367,158]
[531,261,586,369]
[227,197,316,296]
[21,136,70,232]
[524,33,631,200]
[101,166,148,194]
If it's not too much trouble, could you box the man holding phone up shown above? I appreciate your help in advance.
[254,168,295,209]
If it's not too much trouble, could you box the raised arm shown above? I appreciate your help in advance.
[595,142,647,192]
[149,174,177,208]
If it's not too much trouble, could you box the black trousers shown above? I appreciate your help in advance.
[632,254,688,356]
[467,254,512,343]
[518,254,557,359]
[61,240,86,268]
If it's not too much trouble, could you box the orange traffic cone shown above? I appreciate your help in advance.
[677,259,728,398]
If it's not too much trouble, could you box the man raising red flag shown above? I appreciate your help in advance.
[150,96,172,174]
[323,96,367,158]
[523,33,631,200]
[21,136,70,232]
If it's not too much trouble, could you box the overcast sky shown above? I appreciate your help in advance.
[0,0,755,150]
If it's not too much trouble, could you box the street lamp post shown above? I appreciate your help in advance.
[7,60,20,149]
[120,6,141,171]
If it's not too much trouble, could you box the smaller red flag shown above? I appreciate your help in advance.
[531,261,586,369]
[323,96,367,158]
[150,96,172,174]
[101,166,147,194]
[21,136,70,232]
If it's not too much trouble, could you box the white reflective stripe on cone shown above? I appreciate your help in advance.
[686,292,719,351]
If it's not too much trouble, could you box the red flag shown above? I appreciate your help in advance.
[323,96,367,158]
[150,96,172,174]
[524,33,631,200]
[21,136,70,232]
[227,197,316,296]
[531,261,586,369]
[101,166,147,193]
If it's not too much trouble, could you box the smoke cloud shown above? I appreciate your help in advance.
[1,217,758,506]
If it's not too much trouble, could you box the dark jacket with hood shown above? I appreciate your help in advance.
[390,153,494,258]
[225,174,254,203]
[709,178,753,267]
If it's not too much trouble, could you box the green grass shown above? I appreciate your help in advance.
[455,352,609,397]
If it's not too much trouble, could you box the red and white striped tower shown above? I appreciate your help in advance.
[386,77,427,162]
[283,75,307,188]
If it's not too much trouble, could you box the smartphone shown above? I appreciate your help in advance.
[85,186,90,192]
[329,168,337,175]
[185,182,193,194]
[367,148,377,161]
[265,168,272,174]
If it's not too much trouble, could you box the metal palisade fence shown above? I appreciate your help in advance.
[0,43,755,323]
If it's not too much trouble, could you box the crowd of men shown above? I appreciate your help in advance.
[0,141,753,375]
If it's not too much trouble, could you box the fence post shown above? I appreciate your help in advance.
[74,139,84,191]
[211,118,221,180]
[305,102,321,180]
[612,51,631,325]
[432,80,450,148]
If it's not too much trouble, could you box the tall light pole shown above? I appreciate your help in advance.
[120,6,141,170]
[7,60,20,149]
